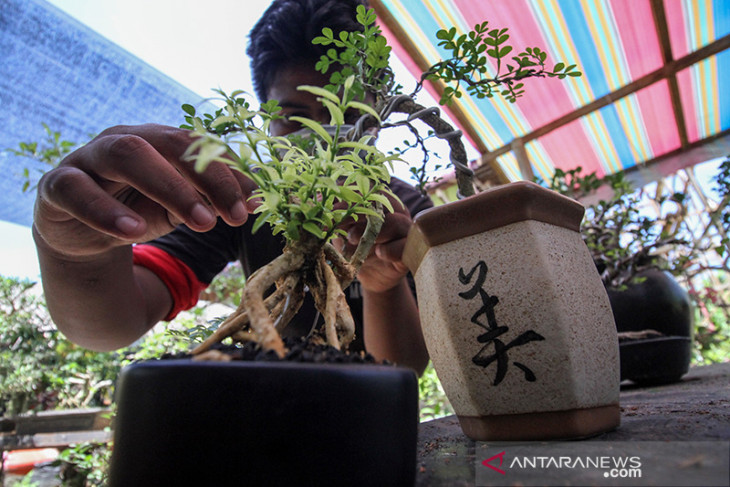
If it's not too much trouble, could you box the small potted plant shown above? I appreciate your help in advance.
[544,167,696,385]
[108,4,605,484]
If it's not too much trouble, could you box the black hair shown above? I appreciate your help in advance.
[247,0,369,102]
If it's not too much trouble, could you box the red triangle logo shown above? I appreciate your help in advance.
[482,451,506,475]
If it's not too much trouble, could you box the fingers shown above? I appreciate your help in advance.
[37,166,149,239]
[374,237,407,265]
[346,211,412,246]
[89,133,219,228]
[37,124,259,246]
[92,125,254,227]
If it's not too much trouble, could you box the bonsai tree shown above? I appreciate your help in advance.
[183,4,580,358]
[543,167,691,289]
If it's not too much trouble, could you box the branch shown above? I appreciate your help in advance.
[383,95,474,197]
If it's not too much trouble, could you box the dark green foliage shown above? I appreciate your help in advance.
[426,22,580,105]
[312,5,396,102]
[6,123,79,192]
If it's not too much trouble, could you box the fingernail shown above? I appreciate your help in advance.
[230,200,247,222]
[191,203,215,227]
[116,215,142,236]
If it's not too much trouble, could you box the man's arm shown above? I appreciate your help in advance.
[34,230,171,350]
[362,278,428,375]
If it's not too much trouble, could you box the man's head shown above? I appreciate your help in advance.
[247,0,369,103]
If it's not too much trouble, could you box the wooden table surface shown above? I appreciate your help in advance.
[416,361,730,486]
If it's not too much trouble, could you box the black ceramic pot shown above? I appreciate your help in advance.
[108,360,418,487]
[607,269,693,385]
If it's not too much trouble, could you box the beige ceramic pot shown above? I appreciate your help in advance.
[404,181,620,441]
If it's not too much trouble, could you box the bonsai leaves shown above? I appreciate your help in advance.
[426,22,581,105]
[182,79,396,246]
[313,4,396,103]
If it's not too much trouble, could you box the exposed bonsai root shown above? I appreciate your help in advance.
[323,243,356,286]
[191,274,300,355]
[348,207,385,272]
[271,275,305,331]
[321,254,355,349]
[242,250,306,357]
[335,289,355,347]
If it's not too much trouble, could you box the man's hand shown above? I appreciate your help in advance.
[34,124,257,257]
[338,192,412,293]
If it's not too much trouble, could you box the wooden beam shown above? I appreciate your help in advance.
[512,138,534,181]
[370,0,490,155]
[621,128,730,188]
[651,0,689,148]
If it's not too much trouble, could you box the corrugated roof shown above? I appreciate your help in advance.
[372,0,730,188]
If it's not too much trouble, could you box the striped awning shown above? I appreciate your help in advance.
[372,0,730,188]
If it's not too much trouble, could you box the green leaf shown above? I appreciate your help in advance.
[322,98,345,126]
[302,222,326,239]
[346,100,380,121]
[354,207,382,218]
[182,104,196,116]
[210,116,237,128]
[285,220,300,241]
[339,140,377,155]
[367,193,394,214]
[297,85,341,104]
[339,186,363,203]
[251,214,268,234]
[288,117,333,145]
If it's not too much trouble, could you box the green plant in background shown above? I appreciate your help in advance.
[544,167,690,289]
[691,154,730,363]
[5,123,79,192]
[54,442,112,487]
[418,362,454,422]
[0,276,199,416]
[0,275,211,485]
[713,155,729,257]
[692,272,730,364]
